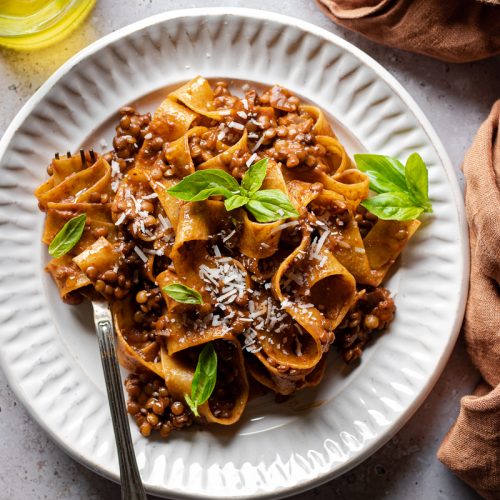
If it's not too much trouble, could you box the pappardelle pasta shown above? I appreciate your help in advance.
[36,77,425,438]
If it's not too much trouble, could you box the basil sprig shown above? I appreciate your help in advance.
[167,158,299,223]
[355,152,433,221]
[185,343,218,417]
[167,169,240,201]
[48,213,86,258]
[163,283,203,305]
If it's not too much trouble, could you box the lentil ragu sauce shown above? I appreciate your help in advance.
[35,77,423,440]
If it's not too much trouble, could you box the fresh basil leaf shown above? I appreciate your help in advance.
[185,343,218,417]
[405,153,432,212]
[354,154,408,194]
[167,169,240,201]
[184,394,198,417]
[361,192,424,221]
[48,213,86,258]
[359,168,405,194]
[241,157,268,196]
[224,194,249,212]
[246,189,299,223]
[163,284,203,305]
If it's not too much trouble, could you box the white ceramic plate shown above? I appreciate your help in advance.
[0,8,468,500]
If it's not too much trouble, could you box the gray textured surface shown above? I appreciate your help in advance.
[1,1,498,499]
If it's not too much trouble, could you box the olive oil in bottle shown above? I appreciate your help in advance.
[0,0,95,50]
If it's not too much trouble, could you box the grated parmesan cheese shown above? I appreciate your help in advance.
[158,213,172,230]
[311,229,331,261]
[228,121,245,131]
[110,160,121,177]
[115,212,126,226]
[130,194,142,213]
[199,256,248,306]
[251,135,265,153]
[246,152,258,167]
[133,246,148,263]
[270,220,299,234]
[222,229,236,243]
[143,248,164,256]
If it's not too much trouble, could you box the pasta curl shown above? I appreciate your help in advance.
[36,76,420,438]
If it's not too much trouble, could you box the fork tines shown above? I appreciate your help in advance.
[54,149,97,166]
[80,149,87,168]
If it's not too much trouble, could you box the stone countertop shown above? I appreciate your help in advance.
[0,1,498,499]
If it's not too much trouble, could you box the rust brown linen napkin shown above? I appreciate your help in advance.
[437,101,500,500]
[316,0,500,62]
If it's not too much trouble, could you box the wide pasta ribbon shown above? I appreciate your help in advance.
[160,336,249,425]
[170,200,226,310]
[363,218,421,286]
[299,105,334,136]
[247,350,329,396]
[35,76,424,435]
[236,160,290,259]
[37,156,111,208]
[46,255,92,304]
[168,76,225,121]
[112,298,164,378]
[37,153,116,302]
[135,96,199,177]
[198,129,248,172]
[262,224,356,375]
[163,126,208,177]
[35,151,98,203]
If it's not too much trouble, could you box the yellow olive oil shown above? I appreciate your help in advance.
[0,0,95,50]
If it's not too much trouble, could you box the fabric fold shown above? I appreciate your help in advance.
[437,100,500,499]
[317,0,500,63]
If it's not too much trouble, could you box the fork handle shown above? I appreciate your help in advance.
[93,309,147,500]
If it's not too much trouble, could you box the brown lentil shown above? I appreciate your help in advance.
[125,372,193,438]
[335,287,396,363]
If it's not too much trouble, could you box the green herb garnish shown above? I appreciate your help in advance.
[355,152,432,221]
[246,189,299,222]
[163,283,203,305]
[167,169,240,201]
[185,343,218,417]
[48,213,86,258]
[167,158,299,223]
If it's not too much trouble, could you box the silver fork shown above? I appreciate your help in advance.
[91,298,147,500]
[58,150,147,500]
